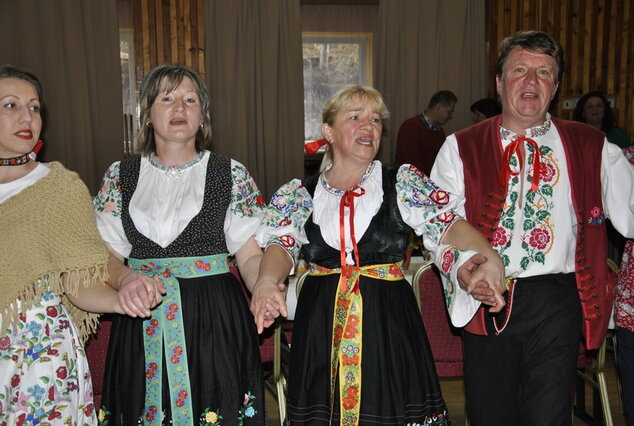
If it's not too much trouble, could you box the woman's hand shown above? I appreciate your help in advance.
[250,278,288,334]
[457,253,506,312]
[117,271,166,317]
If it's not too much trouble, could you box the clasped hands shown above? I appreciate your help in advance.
[115,270,166,318]
[250,278,288,334]
[457,253,507,312]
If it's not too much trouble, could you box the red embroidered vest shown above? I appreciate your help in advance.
[454,115,616,349]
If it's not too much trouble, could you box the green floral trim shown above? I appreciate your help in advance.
[93,162,122,218]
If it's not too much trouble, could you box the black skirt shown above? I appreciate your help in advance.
[287,274,450,425]
[98,273,265,425]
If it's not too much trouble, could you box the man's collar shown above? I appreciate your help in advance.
[422,112,442,131]
[500,113,552,141]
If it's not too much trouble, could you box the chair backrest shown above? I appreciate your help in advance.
[413,263,464,377]
[85,316,113,409]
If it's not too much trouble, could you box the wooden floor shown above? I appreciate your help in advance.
[264,354,629,425]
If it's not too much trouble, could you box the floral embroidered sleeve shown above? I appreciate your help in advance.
[224,160,267,254]
[395,164,462,243]
[396,164,481,327]
[93,161,132,258]
[255,179,313,264]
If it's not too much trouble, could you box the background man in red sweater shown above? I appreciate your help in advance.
[394,90,457,176]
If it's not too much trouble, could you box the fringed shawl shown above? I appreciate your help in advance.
[0,162,109,341]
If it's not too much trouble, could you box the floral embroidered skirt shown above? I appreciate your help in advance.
[288,274,450,425]
[0,292,96,425]
[98,273,264,425]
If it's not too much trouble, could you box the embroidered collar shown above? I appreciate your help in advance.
[500,113,552,141]
[148,151,205,179]
[320,161,376,196]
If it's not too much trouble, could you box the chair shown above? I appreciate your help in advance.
[85,316,113,409]
[270,269,308,425]
[574,258,620,425]
[232,265,291,425]
[412,261,465,377]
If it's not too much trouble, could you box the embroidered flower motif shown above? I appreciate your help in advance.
[429,189,450,205]
[46,306,58,317]
[441,249,455,273]
[0,336,10,350]
[278,234,296,248]
[436,212,456,223]
[205,411,219,423]
[540,162,556,182]
[528,228,550,250]
[56,366,67,379]
[588,206,605,226]
[491,227,508,247]
[98,408,107,423]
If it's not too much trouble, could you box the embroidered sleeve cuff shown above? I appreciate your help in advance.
[433,246,482,328]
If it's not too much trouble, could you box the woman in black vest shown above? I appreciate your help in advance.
[94,64,266,425]
[252,85,505,425]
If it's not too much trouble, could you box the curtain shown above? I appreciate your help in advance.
[0,0,123,194]
[204,0,304,200]
[375,0,486,164]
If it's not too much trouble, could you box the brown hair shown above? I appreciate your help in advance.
[136,64,212,155]
[496,30,564,83]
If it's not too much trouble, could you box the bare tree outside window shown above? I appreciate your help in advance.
[303,32,373,149]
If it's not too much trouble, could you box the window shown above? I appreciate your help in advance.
[302,32,373,150]
[120,29,137,156]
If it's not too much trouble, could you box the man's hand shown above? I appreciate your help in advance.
[457,254,506,312]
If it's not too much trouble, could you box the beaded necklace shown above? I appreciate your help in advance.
[0,139,44,166]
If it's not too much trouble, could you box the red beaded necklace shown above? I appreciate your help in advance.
[0,139,44,166]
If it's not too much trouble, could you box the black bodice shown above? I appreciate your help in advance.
[119,152,232,259]
[300,164,412,269]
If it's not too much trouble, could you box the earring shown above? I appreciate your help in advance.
[200,123,204,129]
[146,122,152,127]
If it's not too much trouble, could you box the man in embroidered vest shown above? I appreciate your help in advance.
[394,90,457,176]
[430,30,634,425]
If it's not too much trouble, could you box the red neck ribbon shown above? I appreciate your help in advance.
[498,135,542,194]
[339,185,365,292]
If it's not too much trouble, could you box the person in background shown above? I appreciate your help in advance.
[616,145,634,426]
[431,30,634,425]
[93,64,267,425]
[394,90,457,176]
[251,85,505,425]
[0,64,155,424]
[470,97,501,123]
[573,90,631,148]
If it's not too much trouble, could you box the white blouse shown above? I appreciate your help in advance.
[93,151,265,258]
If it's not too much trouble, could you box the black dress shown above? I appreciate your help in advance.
[287,166,450,425]
[98,153,264,425]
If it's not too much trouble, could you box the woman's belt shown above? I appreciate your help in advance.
[129,254,229,426]
[308,261,404,425]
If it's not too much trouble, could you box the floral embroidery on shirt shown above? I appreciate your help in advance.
[396,165,460,244]
[261,179,313,260]
[496,123,558,270]
[231,163,266,218]
[93,161,122,217]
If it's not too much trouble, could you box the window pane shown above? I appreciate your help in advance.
[303,33,372,147]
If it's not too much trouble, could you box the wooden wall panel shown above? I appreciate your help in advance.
[487,0,634,139]
[132,0,204,87]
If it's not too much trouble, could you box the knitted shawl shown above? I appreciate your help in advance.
[0,162,109,341]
